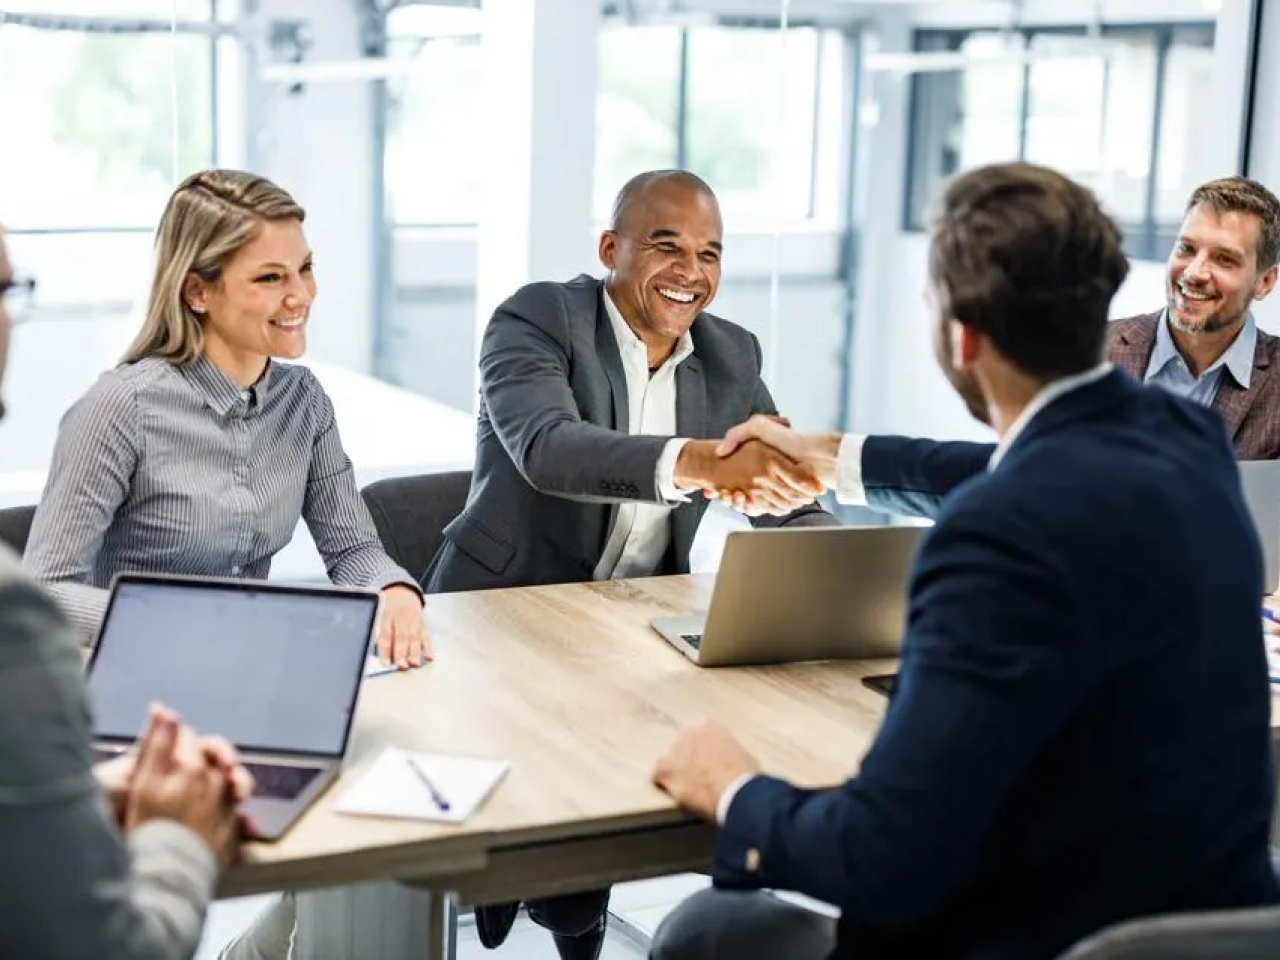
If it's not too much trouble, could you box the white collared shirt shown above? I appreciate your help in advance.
[987,363,1113,470]
[592,290,695,581]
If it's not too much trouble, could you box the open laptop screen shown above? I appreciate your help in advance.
[87,577,378,757]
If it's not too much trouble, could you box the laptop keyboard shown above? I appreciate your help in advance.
[680,633,703,650]
[242,762,322,800]
[94,750,321,801]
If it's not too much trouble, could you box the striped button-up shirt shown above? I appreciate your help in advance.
[23,355,416,639]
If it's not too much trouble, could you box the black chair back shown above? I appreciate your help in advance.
[0,504,36,555]
[360,471,472,581]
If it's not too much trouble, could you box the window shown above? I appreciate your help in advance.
[0,5,214,231]
[594,21,845,225]
[384,5,483,226]
[1024,31,1156,225]
[903,31,1025,230]
[685,27,821,221]
[1154,25,1216,251]
[905,22,1216,261]
[593,25,683,220]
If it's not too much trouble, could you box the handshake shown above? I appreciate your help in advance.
[673,415,842,517]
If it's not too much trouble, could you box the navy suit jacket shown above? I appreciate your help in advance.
[714,370,1279,959]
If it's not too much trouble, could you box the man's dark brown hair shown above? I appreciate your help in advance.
[1187,176,1280,270]
[928,161,1130,380]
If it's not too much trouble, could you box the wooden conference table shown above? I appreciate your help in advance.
[221,573,890,956]
[220,575,1280,958]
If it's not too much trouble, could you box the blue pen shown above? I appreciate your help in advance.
[406,755,451,812]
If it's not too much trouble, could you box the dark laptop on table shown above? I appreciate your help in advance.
[86,573,380,840]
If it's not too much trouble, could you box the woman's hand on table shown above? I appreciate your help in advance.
[375,585,431,669]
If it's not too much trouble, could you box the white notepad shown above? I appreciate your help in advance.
[364,656,398,677]
[335,747,509,823]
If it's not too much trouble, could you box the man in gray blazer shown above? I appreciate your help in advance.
[426,170,833,596]
[424,171,838,958]
[0,226,249,958]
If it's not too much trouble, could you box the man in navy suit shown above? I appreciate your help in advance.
[647,162,1280,960]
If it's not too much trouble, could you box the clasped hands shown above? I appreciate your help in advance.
[95,703,255,866]
[675,414,839,517]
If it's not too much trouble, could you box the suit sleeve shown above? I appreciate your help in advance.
[479,285,671,505]
[743,336,839,530]
[861,436,995,520]
[711,498,1086,926]
[0,576,218,960]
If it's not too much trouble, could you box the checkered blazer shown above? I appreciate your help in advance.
[1108,311,1280,459]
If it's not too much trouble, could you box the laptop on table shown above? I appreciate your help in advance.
[86,574,380,840]
[1239,460,1280,595]
[650,525,925,667]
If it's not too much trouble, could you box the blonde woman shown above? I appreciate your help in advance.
[24,169,428,668]
[24,169,431,959]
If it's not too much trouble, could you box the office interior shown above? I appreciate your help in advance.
[1,0,1276,956]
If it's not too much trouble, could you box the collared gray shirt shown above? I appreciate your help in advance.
[24,355,415,638]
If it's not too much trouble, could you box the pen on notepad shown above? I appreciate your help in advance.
[1263,608,1280,625]
[406,755,451,812]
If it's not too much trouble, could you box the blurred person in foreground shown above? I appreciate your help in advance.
[0,225,252,959]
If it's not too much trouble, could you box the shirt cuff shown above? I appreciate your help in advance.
[657,437,695,503]
[369,565,425,600]
[716,772,757,825]
[834,435,867,506]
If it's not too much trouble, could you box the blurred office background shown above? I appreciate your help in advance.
[0,0,1271,559]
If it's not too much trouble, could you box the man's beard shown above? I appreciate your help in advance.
[1168,311,1242,335]
[1168,286,1249,336]
[946,367,989,426]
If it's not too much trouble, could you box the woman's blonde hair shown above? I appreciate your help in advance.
[124,169,306,365]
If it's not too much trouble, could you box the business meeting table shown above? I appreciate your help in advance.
[220,574,1280,960]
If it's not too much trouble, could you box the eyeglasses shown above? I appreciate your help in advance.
[0,274,36,324]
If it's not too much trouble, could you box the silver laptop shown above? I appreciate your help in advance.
[651,525,925,667]
[86,574,380,841]
[1240,460,1280,594]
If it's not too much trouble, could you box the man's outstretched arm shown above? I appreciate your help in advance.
[714,416,993,520]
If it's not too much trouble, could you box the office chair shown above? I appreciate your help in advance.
[0,504,36,555]
[1058,905,1280,959]
[359,471,472,580]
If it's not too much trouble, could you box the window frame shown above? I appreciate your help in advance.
[386,15,846,229]
[903,20,1216,262]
